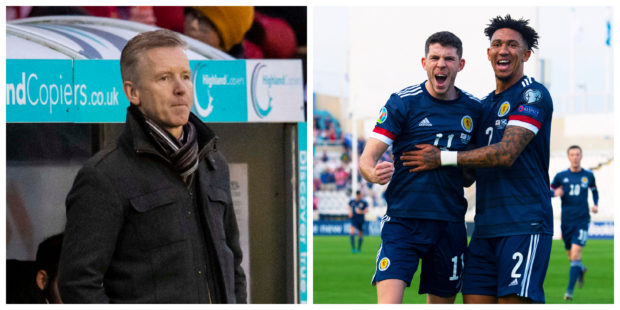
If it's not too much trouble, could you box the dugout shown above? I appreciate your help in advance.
[6,16,308,303]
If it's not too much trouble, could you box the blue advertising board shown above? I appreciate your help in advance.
[313,220,382,236]
[588,221,614,239]
[7,59,303,123]
[190,60,247,122]
[298,122,307,304]
[74,60,128,122]
[6,59,74,122]
[314,220,614,240]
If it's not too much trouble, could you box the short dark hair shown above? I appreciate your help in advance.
[567,145,582,154]
[484,14,539,51]
[120,29,187,83]
[425,31,463,59]
[35,233,64,280]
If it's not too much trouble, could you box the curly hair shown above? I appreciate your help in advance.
[484,14,539,50]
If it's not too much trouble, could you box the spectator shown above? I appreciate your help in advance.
[7,233,64,304]
[184,6,255,58]
[246,11,297,59]
[319,168,336,190]
[33,233,64,303]
[6,6,33,20]
[334,167,349,190]
[152,6,185,33]
[321,151,329,163]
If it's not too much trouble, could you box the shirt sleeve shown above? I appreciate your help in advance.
[550,172,561,189]
[590,173,599,205]
[507,86,551,135]
[369,94,407,146]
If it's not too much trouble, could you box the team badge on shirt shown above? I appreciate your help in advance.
[498,101,511,117]
[379,257,390,271]
[522,89,542,104]
[377,107,388,124]
[461,115,473,133]
[581,177,589,187]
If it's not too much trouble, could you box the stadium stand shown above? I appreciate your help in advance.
[314,109,343,145]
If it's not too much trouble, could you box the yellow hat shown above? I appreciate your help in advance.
[193,6,254,51]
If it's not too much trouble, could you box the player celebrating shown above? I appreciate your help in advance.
[359,31,482,304]
[348,190,369,253]
[401,15,554,303]
[550,145,599,301]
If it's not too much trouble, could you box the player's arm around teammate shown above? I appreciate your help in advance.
[401,123,533,171]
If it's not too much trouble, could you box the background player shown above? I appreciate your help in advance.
[348,190,369,253]
[401,15,554,303]
[550,145,599,301]
[359,31,481,304]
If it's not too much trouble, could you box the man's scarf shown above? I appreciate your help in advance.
[144,117,199,186]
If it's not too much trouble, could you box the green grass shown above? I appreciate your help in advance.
[313,236,613,304]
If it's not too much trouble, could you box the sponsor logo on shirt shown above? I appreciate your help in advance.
[418,117,433,127]
[522,88,542,104]
[460,133,471,144]
[461,115,473,133]
[379,257,390,271]
[498,101,511,117]
[518,105,540,117]
[563,177,569,183]
[377,107,388,124]
[495,118,508,130]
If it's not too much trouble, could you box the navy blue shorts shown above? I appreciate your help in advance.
[351,216,364,232]
[561,223,589,250]
[371,216,467,297]
[462,234,552,303]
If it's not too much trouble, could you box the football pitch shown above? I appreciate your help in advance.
[313,236,613,304]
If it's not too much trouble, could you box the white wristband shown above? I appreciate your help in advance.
[440,151,458,166]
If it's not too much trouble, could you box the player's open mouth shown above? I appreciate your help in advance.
[435,74,447,85]
[496,59,511,70]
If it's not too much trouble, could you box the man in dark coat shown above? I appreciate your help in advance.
[58,29,246,303]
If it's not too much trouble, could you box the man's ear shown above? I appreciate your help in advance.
[523,49,532,62]
[35,270,48,291]
[123,80,141,106]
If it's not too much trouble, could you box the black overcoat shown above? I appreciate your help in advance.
[58,110,247,303]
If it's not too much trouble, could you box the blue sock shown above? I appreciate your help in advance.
[350,235,355,251]
[357,236,363,251]
[567,260,583,294]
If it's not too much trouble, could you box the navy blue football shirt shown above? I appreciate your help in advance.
[349,198,369,222]
[473,76,554,237]
[370,81,482,222]
[551,169,598,226]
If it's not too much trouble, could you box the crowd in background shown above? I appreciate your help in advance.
[314,110,343,145]
[313,125,392,214]
[7,6,307,62]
